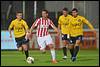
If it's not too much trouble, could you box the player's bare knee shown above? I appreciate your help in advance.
[76,40,81,45]
[18,47,22,51]
[22,45,28,51]
[63,40,69,47]
[63,43,67,47]
[69,45,73,49]
[23,47,28,51]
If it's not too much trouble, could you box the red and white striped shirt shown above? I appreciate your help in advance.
[33,17,54,37]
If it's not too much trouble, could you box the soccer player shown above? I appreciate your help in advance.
[8,12,29,60]
[29,9,59,63]
[58,8,72,60]
[69,8,96,61]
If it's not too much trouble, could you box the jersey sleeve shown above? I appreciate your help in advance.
[82,17,95,30]
[49,20,55,28]
[23,20,29,30]
[34,19,40,26]
[8,21,14,30]
[31,18,40,28]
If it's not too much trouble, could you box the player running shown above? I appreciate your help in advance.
[69,8,96,62]
[58,8,72,60]
[8,12,30,60]
[29,9,59,63]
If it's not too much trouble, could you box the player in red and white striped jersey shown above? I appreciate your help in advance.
[29,9,59,63]
[33,16,54,37]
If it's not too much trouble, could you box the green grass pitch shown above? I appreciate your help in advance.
[1,49,99,66]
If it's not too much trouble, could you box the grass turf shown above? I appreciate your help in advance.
[1,49,99,66]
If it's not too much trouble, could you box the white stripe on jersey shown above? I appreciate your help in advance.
[45,20,47,36]
[39,18,42,37]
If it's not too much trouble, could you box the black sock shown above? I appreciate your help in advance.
[63,47,67,56]
[24,50,29,59]
[69,48,74,57]
[73,46,79,57]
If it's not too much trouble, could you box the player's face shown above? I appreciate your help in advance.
[62,10,68,16]
[42,11,48,18]
[72,11,78,17]
[16,13,22,20]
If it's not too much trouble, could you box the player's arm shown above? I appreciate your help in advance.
[58,17,61,33]
[50,20,59,35]
[58,24,61,34]
[83,17,96,35]
[30,23,36,34]
[25,20,38,40]
[30,19,39,34]
[58,25,61,31]
[82,17,95,30]
[8,21,14,38]
[9,29,12,38]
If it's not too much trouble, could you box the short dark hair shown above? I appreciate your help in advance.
[72,8,78,12]
[16,11,22,15]
[63,8,68,11]
[42,9,48,13]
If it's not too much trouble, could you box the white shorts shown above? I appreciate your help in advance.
[37,34,54,50]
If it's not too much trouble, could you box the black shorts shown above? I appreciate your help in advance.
[15,35,29,48]
[61,34,70,41]
[70,35,83,44]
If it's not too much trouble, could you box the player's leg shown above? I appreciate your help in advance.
[73,40,80,58]
[21,38,30,59]
[15,37,29,59]
[62,34,69,60]
[73,36,82,58]
[18,46,24,54]
[46,35,57,63]
[15,38,23,52]
[69,44,74,59]
[62,40,68,59]
[22,44,29,59]
[37,36,46,53]
[69,37,75,59]
[39,44,46,54]
[72,35,82,61]
[18,46,23,51]
[71,40,80,62]
[48,44,58,63]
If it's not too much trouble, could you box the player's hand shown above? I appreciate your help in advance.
[10,35,12,38]
[25,32,30,40]
[25,32,32,40]
[56,32,60,37]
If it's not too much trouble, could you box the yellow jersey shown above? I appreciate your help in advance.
[70,15,95,37]
[58,15,72,34]
[9,19,29,38]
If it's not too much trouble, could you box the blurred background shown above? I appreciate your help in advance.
[1,1,99,50]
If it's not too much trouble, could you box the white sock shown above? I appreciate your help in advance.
[50,49,56,60]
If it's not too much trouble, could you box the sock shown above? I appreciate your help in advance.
[69,48,74,57]
[73,46,79,57]
[50,49,56,60]
[24,50,29,59]
[63,47,67,56]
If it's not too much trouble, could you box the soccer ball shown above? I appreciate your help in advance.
[26,57,34,64]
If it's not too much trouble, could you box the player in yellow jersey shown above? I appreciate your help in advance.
[69,8,96,61]
[58,8,72,60]
[8,12,30,60]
